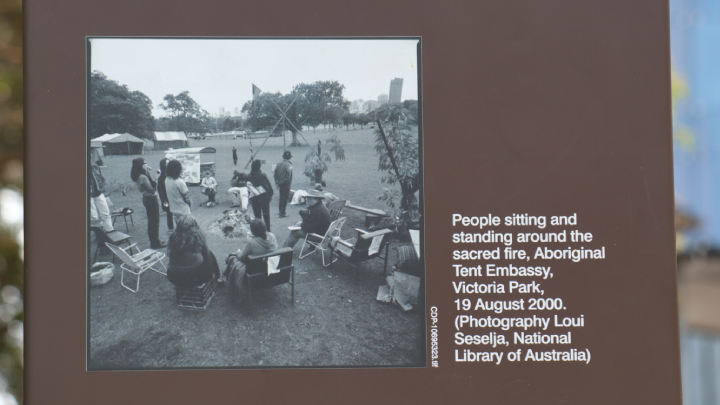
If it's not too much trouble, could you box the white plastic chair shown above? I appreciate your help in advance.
[105,243,167,293]
[299,217,346,267]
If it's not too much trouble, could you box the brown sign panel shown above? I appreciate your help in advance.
[25,0,680,404]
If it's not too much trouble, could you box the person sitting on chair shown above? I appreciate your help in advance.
[227,170,249,210]
[166,216,222,287]
[200,171,218,206]
[283,190,331,250]
[224,218,279,303]
[236,218,278,263]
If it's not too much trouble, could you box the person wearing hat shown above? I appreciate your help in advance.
[283,189,331,250]
[313,184,340,206]
[274,150,293,218]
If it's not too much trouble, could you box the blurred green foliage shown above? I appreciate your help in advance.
[0,0,24,403]
[671,66,695,152]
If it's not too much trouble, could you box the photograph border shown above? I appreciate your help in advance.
[85,36,426,371]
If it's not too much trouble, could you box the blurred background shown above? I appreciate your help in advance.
[672,0,720,404]
[0,0,23,405]
[0,0,22,404]
[0,0,718,404]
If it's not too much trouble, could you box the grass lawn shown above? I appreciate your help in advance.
[88,127,426,369]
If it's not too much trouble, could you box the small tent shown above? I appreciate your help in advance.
[154,132,188,150]
[93,133,145,156]
[90,138,104,163]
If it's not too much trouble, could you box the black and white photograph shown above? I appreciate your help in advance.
[86,38,424,370]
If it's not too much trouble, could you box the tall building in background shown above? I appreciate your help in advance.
[388,78,403,103]
[351,99,364,113]
[378,94,388,104]
[219,107,226,116]
[364,100,379,111]
[234,107,239,115]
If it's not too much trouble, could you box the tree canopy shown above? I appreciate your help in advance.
[89,71,155,140]
[158,91,211,136]
[241,80,350,146]
[374,112,420,234]
[374,100,418,126]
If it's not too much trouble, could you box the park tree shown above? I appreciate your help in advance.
[322,106,344,130]
[374,101,418,126]
[342,111,354,130]
[294,81,349,133]
[222,117,243,132]
[356,112,371,129]
[242,80,350,145]
[402,100,419,122]
[303,133,346,185]
[241,92,298,136]
[158,91,211,136]
[89,71,155,140]
[154,116,171,132]
[374,107,420,236]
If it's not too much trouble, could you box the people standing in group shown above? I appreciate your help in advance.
[90,160,114,232]
[232,146,238,166]
[274,150,293,218]
[164,159,193,220]
[130,158,165,249]
[283,190,331,250]
[166,215,222,287]
[248,159,274,232]
[228,170,249,210]
[157,158,174,233]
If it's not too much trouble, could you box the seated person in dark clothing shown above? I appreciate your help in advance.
[283,190,331,249]
[166,215,222,287]
[224,219,279,303]
[236,218,279,263]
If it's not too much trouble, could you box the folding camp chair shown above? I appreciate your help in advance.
[106,197,134,232]
[246,247,295,305]
[91,226,132,263]
[330,228,393,279]
[299,217,347,267]
[327,199,346,222]
[105,242,167,293]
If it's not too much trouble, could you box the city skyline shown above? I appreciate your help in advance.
[90,38,419,118]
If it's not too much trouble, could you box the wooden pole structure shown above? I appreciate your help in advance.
[376,120,402,184]
[243,93,301,169]
[268,96,316,153]
[376,120,418,210]
[279,114,317,152]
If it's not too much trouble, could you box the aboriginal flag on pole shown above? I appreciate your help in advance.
[251,83,261,108]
